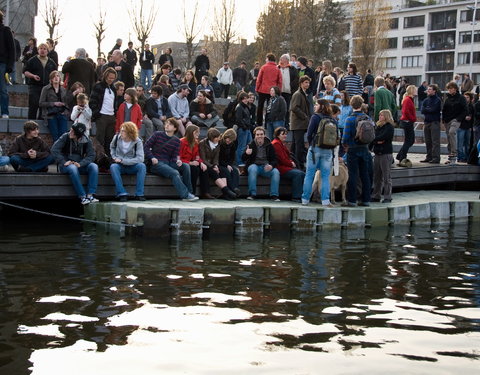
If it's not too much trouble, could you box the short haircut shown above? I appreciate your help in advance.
[237,91,248,101]
[253,126,266,135]
[161,63,172,70]
[270,86,280,96]
[173,68,182,75]
[197,90,207,97]
[165,117,179,130]
[350,95,364,109]
[150,85,163,96]
[38,42,48,49]
[299,75,311,84]
[136,85,145,91]
[24,121,39,134]
[120,121,138,140]
[323,75,336,86]
[374,76,385,87]
[125,87,138,104]
[102,67,117,82]
[331,104,340,115]
[207,127,221,141]
[221,128,237,142]
[446,81,458,91]
[428,84,439,93]
[114,81,125,90]
[274,127,287,139]
[266,53,275,62]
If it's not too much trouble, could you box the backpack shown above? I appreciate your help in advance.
[354,114,375,144]
[222,100,238,129]
[315,116,339,149]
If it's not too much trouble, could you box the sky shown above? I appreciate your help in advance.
[34,0,270,64]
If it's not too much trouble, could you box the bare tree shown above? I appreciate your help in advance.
[128,0,158,53]
[352,0,392,74]
[180,0,204,69]
[92,6,107,58]
[41,0,62,41]
[212,0,239,63]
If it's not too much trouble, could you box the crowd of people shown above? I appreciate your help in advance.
[1,15,479,205]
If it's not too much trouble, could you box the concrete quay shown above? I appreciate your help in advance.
[83,190,480,237]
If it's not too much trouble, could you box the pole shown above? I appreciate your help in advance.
[5,0,10,26]
[469,0,479,77]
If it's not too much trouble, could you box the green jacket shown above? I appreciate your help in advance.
[374,87,397,122]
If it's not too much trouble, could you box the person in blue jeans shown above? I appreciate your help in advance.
[342,95,373,207]
[301,99,336,206]
[8,121,54,172]
[51,122,99,205]
[110,121,146,201]
[242,126,280,201]
[0,145,9,167]
[144,117,199,201]
[39,70,68,142]
[234,91,253,167]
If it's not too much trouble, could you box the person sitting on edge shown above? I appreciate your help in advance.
[168,84,193,137]
[115,87,143,132]
[51,122,99,205]
[218,128,240,197]
[271,127,305,203]
[179,124,207,198]
[143,85,172,140]
[109,121,146,202]
[8,120,54,172]
[195,75,215,103]
[189,90,220,128]
[198,128,237,200]
[144,117,198,201]
[242,126,280,201]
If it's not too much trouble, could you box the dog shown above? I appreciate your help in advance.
[311,160,349,204]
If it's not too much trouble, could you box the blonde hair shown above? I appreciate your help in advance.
[377,109,394,127]
[322,75,336,87]
[221,128,237,143]
[120,121,138,141]
[405,85,416,98]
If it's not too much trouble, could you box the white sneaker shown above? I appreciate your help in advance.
[301,199,309,206]
[81,197,90,205]
[87,195,99,203]
[182,194,199,202]
[1,114,9,119]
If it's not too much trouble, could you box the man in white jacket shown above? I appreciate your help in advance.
[216,62,233,98]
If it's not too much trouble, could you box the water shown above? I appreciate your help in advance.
[0,219,479,374]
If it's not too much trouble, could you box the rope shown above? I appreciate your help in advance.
[0,201,137,228]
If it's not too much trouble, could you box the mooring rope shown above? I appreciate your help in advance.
[0,201,137,228]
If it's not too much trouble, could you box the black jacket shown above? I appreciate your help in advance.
[158,53,174,68]
[145,96,172,119]
[139,50,155,70]
[62,58,96,94]
[219,140,237,167]
[460,103,474,130]
[23,55,57,86]
[442,92,467,123]
[372,122,394,155]
[242,138,277,168]
[194,54,210,73]
[474,101,480,127]
[123,48,137,69]
[0,24,15,71]
[235,102,251,130]
[107,61,135,89]
[421,95,442,123]
[89,81,117,121]
[265,95,287,122]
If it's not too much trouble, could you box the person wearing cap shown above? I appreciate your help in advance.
[167,84,192,137]
[8,120,54,172]
[233,61,248,92]
[216,62,233,98]
[51,122,99,205]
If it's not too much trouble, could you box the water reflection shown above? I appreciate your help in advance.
[0,220,479,374]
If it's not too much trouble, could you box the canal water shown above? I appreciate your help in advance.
[0,218,479,374]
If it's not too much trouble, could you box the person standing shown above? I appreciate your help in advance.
[107,50,135,90]
[216,62,233,98]
[265,86,287,140]
[139,44,155,91]
[109,38,122,55]
[396,85,417,164]
[457,92,474,163]
[194,48,210,84]
[61,48,96,95]
[39,71,68,142]
[232,61,248,92]
[23,43,57,119]
[0,10,15,118]
[46,38,58,67]
[316,60,338,93]
[371,110,395,203]
[278,54,299,127]
[248,61,260,93]
[417,81,428,110]
[51,122,99,205]
[442,81,467,164]
[8,120,54,172]
[123,41,137,72]
[420,84,442,164]
[461,73,473,94]
[373,76,397,122]
[343,62,363,98]
[289,76,312,170]
[158,47,174,68]
[109,121,146,201]
[234,91,253,167]
[256,53,282,126]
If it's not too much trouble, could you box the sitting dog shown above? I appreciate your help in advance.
[311,160,349,204]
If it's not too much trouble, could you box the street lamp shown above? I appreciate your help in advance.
[467,0,478,78]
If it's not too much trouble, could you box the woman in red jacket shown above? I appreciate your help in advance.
[396,85,417,164]
[115,88,143,132]
[271,127,305,203]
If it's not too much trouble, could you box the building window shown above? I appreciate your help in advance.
[390,18,399,29]
[430,10,456,31]
[458,52,470,65]
[404,15,425,28]
[386,37,398,49]
[381,57,397,69]
[402,56,423,68]
[460,10,480,23]
[474,52,480,64]
[459,31,480,44]
[403,35,424,48]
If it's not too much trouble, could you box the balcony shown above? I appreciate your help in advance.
[427,42,455,51]
[428,52,454,71]
[429,21,456,31]
[427,62,454,71]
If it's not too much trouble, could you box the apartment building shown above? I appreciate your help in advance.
[347,0,479,88]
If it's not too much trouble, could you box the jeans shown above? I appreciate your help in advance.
[457,128,471,161]
[150,161,192,199]
[10,154,54,172]
[396,121,414,161]
[266,120,285,140]
[236,127,252,166]
[302,147,332,203]
[0,156,10,166]
[47,113,68,142]
[283,168,305,200]
[0,63,9,116]
[110,163,146,197]
[59,163,99,198]
[346,146,372,204]
[141,69,153,91]
[424,121,441,163]
[220,84,230,98]
[247,164,280,197]
[256,92,270,126]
